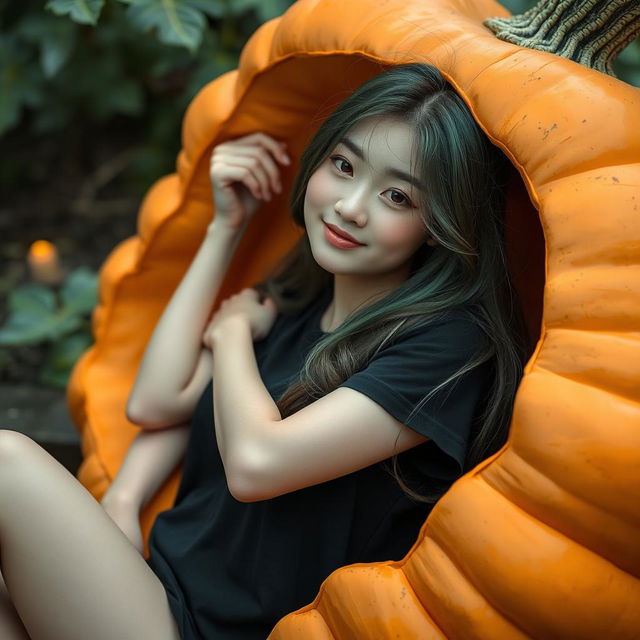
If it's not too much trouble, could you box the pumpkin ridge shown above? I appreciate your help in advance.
[480,452,640,576]
[558,247,640,269]
[316,565,446,639]
[539,160,640,189]
[120,190,188,291]
[545,275,639,331]
[533,361,640,404]
[401,536,534,639]
[537,329,640,402]
[390,568,451,639]
[312,599,342,640]
[478,470,640,580]
[91,239,143,344]
[508,375,639,513]
[278,560,400,620]
[179,73,238,186]
[403,539,537,639]
[422,500,542,638]
[428,477,640,638]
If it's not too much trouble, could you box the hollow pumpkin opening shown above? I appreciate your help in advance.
[217,53,545,349]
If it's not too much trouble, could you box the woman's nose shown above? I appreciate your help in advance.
[334,188,368,226]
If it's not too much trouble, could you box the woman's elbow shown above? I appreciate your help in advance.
[125,396,180,430]
[125,396,149,426]
[225,449,274,503]
[227,478,262,503]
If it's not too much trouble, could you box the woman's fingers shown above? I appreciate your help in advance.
[220,143,287,189]
[242,151,280,196]
[212,164,264,201]
[214,154,277,201]
[211,133,290,199]
[208,132,291,228]
[230,132,290,167]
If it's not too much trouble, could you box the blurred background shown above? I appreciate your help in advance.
[1,0,639,471]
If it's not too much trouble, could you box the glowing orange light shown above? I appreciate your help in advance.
[30,240,56,260]
[28,240,64,284]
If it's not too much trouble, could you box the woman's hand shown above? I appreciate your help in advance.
[209,132,291,230]
[203,288,278,345]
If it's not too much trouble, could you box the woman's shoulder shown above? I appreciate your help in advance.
[396,307,487,348]
[365,308,491,373]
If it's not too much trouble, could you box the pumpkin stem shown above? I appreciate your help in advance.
[484,0,640,76]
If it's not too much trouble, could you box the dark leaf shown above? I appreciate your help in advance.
[124,0,206,52]
[40,332,94,388]
[45,0,104,26]
[60,268,98,315]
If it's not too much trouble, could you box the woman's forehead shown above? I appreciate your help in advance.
[340,117,420,186]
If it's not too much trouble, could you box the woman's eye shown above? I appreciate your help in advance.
[385,189,412,207]
[331,156,353,175]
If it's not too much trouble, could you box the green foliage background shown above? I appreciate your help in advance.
[1,0,295,194]
[0,269,97,387]
[0,0,637,389]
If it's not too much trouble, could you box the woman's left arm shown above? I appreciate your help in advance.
[207,290,427,502]
[205,288,281,489]
[210,317,281,497]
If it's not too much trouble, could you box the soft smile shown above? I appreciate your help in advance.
[322,221,366,249]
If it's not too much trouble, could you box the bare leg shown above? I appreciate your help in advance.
[0,569,30,640]
[0,430,180,640]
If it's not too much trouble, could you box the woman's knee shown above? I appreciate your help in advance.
[0,430,44,467]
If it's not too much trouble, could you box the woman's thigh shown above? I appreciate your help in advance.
[0,570,30,640]
[0,429,180,640]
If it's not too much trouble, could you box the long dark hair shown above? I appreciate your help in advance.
[257,63,529,501]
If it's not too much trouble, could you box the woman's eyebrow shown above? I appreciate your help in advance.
[338,136,424,191]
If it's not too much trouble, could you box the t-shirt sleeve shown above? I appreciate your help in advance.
[338,314,489,471]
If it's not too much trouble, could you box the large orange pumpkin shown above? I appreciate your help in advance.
[68,0,640,636]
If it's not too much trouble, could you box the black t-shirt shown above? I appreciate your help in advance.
[147,287,490,639]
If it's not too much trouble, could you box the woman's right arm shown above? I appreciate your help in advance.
[125,223,243,428]
[126,133,289,429]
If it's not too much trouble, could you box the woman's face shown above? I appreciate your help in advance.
[303,116,430,281]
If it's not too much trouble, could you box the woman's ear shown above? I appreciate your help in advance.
[425,236,438,247]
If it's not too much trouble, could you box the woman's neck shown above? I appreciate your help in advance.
[320,269,409,332]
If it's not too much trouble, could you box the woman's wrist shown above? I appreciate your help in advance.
[210,315,252,346]
[207,218,248,240]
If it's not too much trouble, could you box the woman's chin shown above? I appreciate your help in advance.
[310,249,360,277]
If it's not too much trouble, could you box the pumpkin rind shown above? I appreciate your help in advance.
[67,0,640,636]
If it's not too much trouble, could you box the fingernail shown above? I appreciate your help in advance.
[282,154,291,165]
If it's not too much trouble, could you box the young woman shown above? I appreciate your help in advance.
[0,64,527,639]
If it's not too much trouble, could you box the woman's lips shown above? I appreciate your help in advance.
[323,222,365,249]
